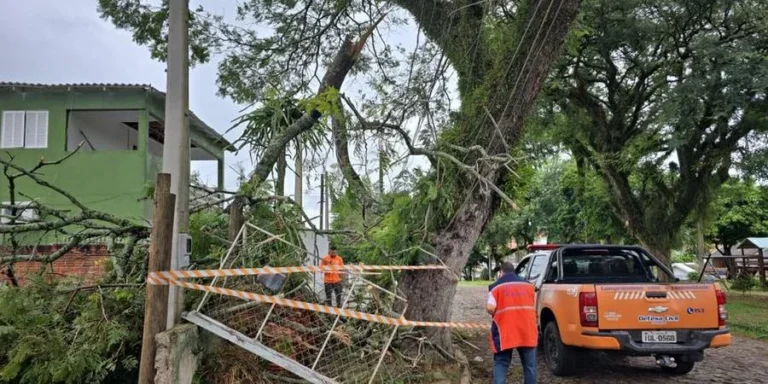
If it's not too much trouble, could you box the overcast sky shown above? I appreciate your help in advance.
[0,0,441,229]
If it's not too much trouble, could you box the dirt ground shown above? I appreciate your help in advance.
[452,286,768,384]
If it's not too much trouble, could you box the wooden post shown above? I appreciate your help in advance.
[759,248,766,286]
[139,173,176,384]
[228,195,245,242]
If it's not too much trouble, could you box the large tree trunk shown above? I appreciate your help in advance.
[398,0,581,349]
[399,180,497,346]
[643,242,673,281]
[720,244,737,279]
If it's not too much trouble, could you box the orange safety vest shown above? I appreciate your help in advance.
[488,274,538,353]
[320,255,344,284]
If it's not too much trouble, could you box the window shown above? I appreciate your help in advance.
[515,257,531,278]
[529,255,549,280]
[545,259,559,282]
[560,249,656,283]
[1,110,49,148]
[0,201,39,224]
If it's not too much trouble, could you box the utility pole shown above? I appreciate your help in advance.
[163,0,190,329]
[324,171,330,229]
[377,135,385,195]
[294,142,303,208]
[319,173,324,230]
[139,174,175,384]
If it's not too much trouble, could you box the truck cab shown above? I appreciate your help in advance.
[515,244,559,283]
[533,244,731,376]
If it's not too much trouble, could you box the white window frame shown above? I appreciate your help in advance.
[1,110,49,149]
[1,111,25,148]
[0,201,39,224]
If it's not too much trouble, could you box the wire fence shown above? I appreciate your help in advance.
[185,222,411,383]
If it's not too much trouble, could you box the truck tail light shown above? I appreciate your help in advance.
[716,289,727,326]
[579,292,598,327]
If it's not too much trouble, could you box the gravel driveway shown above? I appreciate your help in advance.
[452,286,768,384]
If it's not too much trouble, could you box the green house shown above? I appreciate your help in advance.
[0,82,232,243]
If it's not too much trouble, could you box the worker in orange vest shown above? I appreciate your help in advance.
[321,245,345,307]
[487,262,538,384]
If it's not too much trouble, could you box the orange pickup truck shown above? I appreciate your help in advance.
[527,245,731,376]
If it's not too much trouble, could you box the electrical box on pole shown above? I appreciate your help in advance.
[179,233,192,268]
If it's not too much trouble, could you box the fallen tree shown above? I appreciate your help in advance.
[0,147,149,285]
[98,0,582,348]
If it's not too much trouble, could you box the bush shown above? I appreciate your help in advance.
[687,271,700,281]
[672,252,697,263]
[731,275,756,293]
[0,277,144,384]
[480,267,490,281]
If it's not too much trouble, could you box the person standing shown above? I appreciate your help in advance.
[321,246,344,307]
[487,262,538,384]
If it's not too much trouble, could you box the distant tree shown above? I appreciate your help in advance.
[545,0,768,266]
[476,159,629,258]
[463,248,486,281]
[707,179,768,254]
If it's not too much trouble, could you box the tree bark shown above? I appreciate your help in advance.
[332,105,371,207]
[643,243,672,282]
[719,244,737,279]
[399,179,496,346]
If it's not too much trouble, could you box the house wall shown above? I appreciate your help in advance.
[0,89,150,245]
[0,245,110,285]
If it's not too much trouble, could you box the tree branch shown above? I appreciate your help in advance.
[341,95,437,166]
[332,102,374,207]
[245,14,386,189]
[0,150,150,265]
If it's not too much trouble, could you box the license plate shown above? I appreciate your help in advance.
[641,331,677,343]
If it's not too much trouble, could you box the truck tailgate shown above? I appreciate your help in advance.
[596,284,719,330]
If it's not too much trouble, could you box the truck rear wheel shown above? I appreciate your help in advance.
[543,321,578,376]
[661,360,695,375]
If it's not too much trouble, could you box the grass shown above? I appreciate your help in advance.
[458,280,492,287]
[726,293,768,340]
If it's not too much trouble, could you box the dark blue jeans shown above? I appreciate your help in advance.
[493,347,537,384]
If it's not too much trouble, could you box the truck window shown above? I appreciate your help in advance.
[529,255,548,280]
[560,249,655,283]
[515,257,530,278]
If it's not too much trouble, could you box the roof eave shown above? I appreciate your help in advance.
[1,82,234,151]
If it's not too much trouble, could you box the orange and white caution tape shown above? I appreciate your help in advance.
[147,264,448,281]
[152,276,486,329]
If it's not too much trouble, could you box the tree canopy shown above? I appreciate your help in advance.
[707,179,768,254]
[543,0,768,263]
